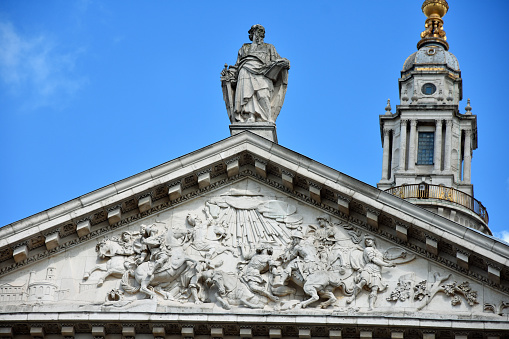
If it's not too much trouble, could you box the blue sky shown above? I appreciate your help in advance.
[1,1,508,240]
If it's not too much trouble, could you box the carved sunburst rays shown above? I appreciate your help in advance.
[206,198,303,253]
[213,207,292,251]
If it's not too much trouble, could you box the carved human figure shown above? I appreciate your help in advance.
[186,259,221,304]
[186,212,236,259]
[346,236,395,310]
[222,24,290,123]
[116,231,135,256]
[314,216,336,246]
[142,225,170,279]
[279,231,321,283]
[204,202,231,246]
[133,224,150,265]
[240,243,279,302]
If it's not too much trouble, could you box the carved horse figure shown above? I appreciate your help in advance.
[83,239,131,287]
[296,269,353,309]
[275,261,354,309]
[121,244,196,300]
[207,270,264,310]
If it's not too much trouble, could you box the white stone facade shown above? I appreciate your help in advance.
[0,133,508,338]
[0,3,506,338]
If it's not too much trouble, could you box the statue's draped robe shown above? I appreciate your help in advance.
[234,42,288,122]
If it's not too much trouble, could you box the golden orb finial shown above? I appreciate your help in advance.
[422,0,449,19]
[418,0,449,50]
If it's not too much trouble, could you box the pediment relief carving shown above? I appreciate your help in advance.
[0,179,503,318]
[1,157,508,304]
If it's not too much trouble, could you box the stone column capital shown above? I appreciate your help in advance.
[383,128,391,136]
[446,119,453,127]
[410,120,417,127]
[400,119,408,125]
[435,119,443,126]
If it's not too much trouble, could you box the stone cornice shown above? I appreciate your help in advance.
[0,131,508,293]
[0,311,507,335]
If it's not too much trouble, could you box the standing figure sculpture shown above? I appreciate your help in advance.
[346,236,395,310]
[221,24,290,123]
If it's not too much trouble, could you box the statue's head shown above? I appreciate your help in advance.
[317,215,329,227]
[248,24,265,41]
[121,231,131,242]
[140,224,148,236]
[186,214,196,227]
[291,230,304,244]
[257,243,273,254]
[365,235,376,247]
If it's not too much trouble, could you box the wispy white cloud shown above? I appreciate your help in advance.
[0,20,86,110]
[494,231,509,244]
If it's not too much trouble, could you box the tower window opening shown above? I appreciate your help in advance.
[422,83,436,95]
[417,132,434,165]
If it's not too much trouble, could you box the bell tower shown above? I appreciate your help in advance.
[377,0,490,234]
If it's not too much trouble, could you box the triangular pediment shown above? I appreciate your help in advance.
[1,132,509,330]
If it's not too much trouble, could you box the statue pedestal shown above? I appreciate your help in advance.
[230,122,278,143]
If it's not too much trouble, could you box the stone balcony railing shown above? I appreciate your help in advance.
[385,184,489,224]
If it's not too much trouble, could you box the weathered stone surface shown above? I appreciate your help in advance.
[76,219,91,237]
[44,232,60,250]
[137,195,152,213]
[230,122,278,143]
[168,181,182,200]
[12,244,28,263]
[107,207,122,225]
[0,178,497,320]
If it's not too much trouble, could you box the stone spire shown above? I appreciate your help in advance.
[418,0,449,50]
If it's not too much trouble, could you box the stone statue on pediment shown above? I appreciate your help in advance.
[221,24,290,123]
